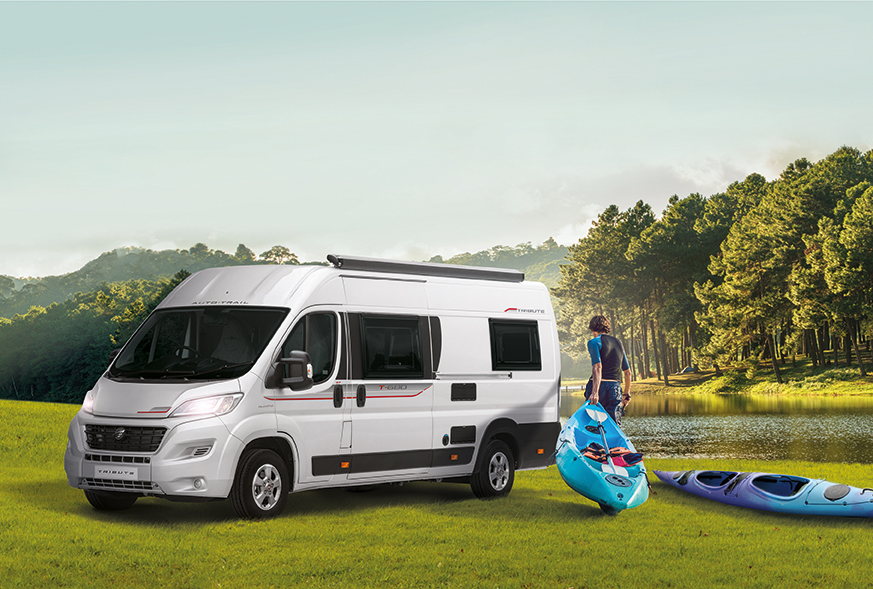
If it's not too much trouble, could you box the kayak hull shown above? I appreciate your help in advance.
[555,403,649,513]
[654,470,873,517]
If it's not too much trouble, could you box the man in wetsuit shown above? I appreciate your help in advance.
[585,315,632,425]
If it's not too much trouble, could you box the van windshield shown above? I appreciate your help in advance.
[108,307,288,381]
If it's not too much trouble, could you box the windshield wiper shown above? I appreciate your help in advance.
[187,361,255,378]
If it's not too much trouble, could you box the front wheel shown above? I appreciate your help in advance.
[231,449,289,519]
[84,490,137,511]
[471,440,515,499]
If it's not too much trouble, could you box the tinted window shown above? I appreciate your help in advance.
[489,319,541,371]
[361,316,423,379]
[282,313,338,384]
[110,307,288,380]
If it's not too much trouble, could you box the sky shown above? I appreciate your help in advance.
[1,1,872,278]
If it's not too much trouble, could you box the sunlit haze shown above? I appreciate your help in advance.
[1,2,871,276]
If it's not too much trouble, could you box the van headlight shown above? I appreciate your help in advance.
[171,394,243,417]
[82,390,95,415]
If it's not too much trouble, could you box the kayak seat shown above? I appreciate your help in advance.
[751,475,809,498]
[823,484,850,502]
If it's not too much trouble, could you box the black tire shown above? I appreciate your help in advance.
[471,440,515,499]
[231,448,289,519]
[84,490,138,511]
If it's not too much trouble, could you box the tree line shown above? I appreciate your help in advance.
[0,243,304,319]
[0,271,189,403]
[554,146,873,384]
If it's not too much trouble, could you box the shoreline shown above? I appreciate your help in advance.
[562,364,873,397]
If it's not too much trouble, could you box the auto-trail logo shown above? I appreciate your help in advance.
[504,308,546,314]
[192,300,249,305]
[114,427,127,441]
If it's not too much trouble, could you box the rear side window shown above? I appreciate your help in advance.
[361,315,423,379]
[489,319,541,371]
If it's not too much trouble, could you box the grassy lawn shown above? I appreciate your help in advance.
[3,399,873,588]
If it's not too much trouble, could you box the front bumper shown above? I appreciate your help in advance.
[64,411,243,499]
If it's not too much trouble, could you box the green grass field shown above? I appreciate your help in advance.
[3,399,873,588]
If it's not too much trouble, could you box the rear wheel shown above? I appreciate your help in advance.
[231,449,289,519]
[84,490,138,511]
[471,440,515,499]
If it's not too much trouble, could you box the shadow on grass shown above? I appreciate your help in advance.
[29,474,613,527]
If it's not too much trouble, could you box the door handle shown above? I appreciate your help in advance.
[333,385,343,408]
[356,384,366,408]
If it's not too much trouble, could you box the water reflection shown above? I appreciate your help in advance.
[561,393,873,463]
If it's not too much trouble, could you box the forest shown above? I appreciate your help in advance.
[554,145,873,385]
[1,145,871,403]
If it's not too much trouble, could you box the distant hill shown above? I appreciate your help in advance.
[0,243,306,318]
[1,240,569,319]
[427,238,568,287]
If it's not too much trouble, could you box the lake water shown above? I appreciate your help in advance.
[561,393,873,463]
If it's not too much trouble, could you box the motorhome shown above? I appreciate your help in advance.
[64,255,561,518]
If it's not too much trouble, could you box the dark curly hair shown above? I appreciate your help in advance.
[588,315,610,334]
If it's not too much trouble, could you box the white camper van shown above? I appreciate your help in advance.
[64,255,561,518]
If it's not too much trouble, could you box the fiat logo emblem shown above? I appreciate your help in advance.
[114,427,127,441]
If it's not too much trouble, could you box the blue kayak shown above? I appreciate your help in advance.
[655,470,873,517]
[555,402,649,515]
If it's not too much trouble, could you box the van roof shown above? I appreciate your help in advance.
[157,255,530,310]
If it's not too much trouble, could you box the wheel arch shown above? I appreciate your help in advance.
[476,418,520,472]
[237,436,296,491]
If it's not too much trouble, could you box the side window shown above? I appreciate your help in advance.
[361,315,423,379]
[489,319,541,371]
[282,313,337,384]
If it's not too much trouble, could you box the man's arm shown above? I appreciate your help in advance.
[589,362,602,405]
[622,367,632,407]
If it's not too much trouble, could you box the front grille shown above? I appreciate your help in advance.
[82,478,158,491]
[85,425,167,452]
[85,453,151,464]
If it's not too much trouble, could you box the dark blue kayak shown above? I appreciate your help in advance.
[655,470,873,517]
[555,402,648,515]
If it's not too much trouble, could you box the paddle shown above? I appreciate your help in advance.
[585,404,628,477]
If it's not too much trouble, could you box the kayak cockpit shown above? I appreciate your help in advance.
[751,474,810,498]
[696,471,738,488]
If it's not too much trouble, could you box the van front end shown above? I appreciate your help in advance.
[64,406,244,502]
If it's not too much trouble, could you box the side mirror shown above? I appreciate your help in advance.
[276,350,313,391]
[108,348,122,363]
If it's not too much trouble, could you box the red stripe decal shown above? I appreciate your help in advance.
[265,385,433,402]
